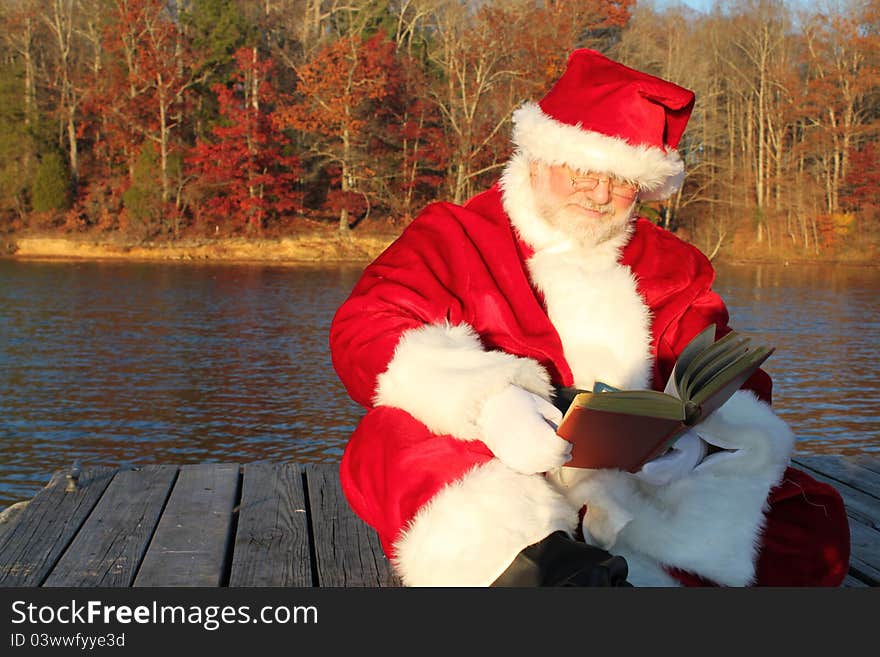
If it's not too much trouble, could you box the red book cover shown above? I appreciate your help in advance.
[556,407,687,472]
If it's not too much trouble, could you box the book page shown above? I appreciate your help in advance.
[690,345,774,416]
[683,336,752,399]
[664,324,717,398]
[678,330,748,398]
[568,390,685,421]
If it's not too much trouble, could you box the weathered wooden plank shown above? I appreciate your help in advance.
[790,461,880,529]
[849,552,880,587]
[852,455,880,476]
[42,466,178,587]
[843,573,870,587]
[2,456,875,589]
[846,516,880,586]
[306,464,400,587]
[228,463,312,587]
[792,455,880,500]
[0,500,31,544]
[133,463,239,587]
[0,467,116,586]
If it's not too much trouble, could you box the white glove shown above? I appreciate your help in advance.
[634,429,708,486]
[476,384,571,474]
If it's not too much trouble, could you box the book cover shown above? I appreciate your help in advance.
[554,326,774,472]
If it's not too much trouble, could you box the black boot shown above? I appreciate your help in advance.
[491,531,632,587]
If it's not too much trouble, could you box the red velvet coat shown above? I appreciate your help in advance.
[330,184,850,587]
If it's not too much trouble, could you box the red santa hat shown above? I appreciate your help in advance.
[511,49,695,200]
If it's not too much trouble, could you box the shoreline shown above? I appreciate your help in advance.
[2,233,396,265]
[714,255,879,267]
[2,233,875,267]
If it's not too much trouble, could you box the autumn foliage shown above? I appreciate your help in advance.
[277,33,396,231]
[188,48,300,234]
[0,0,877,259]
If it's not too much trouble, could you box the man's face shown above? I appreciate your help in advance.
[529,161,638,248]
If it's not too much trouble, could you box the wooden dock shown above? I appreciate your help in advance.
[0,455,877,587]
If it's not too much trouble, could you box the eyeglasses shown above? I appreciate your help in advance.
[569,173,639,202]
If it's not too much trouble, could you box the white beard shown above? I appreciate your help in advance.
[529,167,636,251]
[539,200,634,250]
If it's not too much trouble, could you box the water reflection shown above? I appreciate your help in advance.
[0,260,367,507]
[713,262,880,457]
[0,258,878,509]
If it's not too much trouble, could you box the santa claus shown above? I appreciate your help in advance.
[329,49,850,587]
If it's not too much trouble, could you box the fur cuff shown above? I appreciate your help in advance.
[393,460,578,586]
[374,322,553,440]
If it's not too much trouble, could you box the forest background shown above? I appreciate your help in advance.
[0,0,877,263]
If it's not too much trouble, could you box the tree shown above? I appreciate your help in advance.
[40,0,83,184]
[31,149,71,212]
[843,142,880,212]
[3,0,39,130]
[800,0,880,215]
[0,57,38,221]
[188,47,301,234]
[121,142,165,237]
[94,0,203,218]
[715,0,793,246]
[383,61,451,221]
[416,0,633,203]
[278,32,396,233]
[180,0,252,139]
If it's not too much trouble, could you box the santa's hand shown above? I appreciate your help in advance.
[634,429,708,486]
[477,384,571,474]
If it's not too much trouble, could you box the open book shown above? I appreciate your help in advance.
[553,325,774,472]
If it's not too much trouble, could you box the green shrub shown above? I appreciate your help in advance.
[31,151,71,212]
[122,145,163,237]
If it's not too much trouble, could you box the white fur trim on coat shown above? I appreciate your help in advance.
[527,244,653,392]
[393,459,579,586]
[550,390,796,586]
[511,103,685,200]
[374,322,553,440]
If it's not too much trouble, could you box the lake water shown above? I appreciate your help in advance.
[0,257,878,509]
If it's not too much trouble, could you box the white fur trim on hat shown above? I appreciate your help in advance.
[374,322,553,441]
[393,459,578,586]
[511,102,685,200]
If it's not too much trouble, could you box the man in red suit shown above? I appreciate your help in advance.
[329,49,851,587]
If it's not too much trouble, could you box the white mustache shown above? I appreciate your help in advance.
[566,198,614,215]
